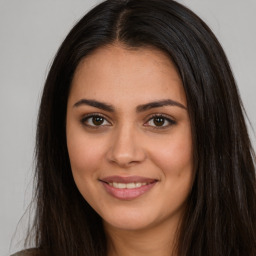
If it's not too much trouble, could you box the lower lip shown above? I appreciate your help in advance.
[101,182,157,200]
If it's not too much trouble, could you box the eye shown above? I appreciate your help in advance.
[81,114,111,127]
[145,115,176,128]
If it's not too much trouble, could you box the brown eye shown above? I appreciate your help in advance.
[153,117,165,126]
[145,115,176,128]
[81,114,111,127]
[92,116,104,126]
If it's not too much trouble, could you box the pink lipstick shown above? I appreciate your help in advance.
[99,176,158,200]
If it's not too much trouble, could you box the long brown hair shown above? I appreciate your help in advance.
[25,0,256,255]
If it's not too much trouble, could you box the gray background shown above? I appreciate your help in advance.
[0,0,255,255]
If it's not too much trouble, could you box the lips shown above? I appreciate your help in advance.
[100,175,156,184]
[99,176,158,200]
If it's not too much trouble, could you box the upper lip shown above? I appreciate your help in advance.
[99,175,158,184]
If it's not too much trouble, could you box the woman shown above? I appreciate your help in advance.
[12,0,256,255]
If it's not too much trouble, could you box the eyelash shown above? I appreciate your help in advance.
[80,113,111,128]
[144,114,176,129]
[80,113,176,129]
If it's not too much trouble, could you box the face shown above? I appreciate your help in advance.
[66,44,193,232]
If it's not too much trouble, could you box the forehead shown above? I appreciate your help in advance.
[69,43,186,107]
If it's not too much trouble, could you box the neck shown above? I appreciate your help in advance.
[104,217,180,256]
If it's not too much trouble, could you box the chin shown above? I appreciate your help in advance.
[101,207,160,231]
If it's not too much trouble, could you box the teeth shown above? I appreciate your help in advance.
[110,182,147,189]
[136,182,147,187]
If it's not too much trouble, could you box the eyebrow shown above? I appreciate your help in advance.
[136,99,187,112]
[73,99,114,112]
[73,98,187,112]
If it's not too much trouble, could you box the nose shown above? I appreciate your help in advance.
[106,124,147,168]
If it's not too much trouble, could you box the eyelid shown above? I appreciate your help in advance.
[80,113,112,127]
[144,113,176,128]
[79,112,176,129]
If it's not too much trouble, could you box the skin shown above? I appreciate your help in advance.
[66,43,194,256]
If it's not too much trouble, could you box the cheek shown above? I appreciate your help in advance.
[67,134,108,204]
[67,132,106,179]
[149,129,193,213]
[149,129,193,176]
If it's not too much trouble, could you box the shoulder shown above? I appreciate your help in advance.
[10,248,42,256]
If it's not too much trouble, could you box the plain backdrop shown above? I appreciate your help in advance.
[0,0,255,255]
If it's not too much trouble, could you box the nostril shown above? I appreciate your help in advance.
[106,131,147,166]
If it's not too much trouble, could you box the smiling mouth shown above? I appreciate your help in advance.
[102,181,155,189]
[99,176,158,200]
